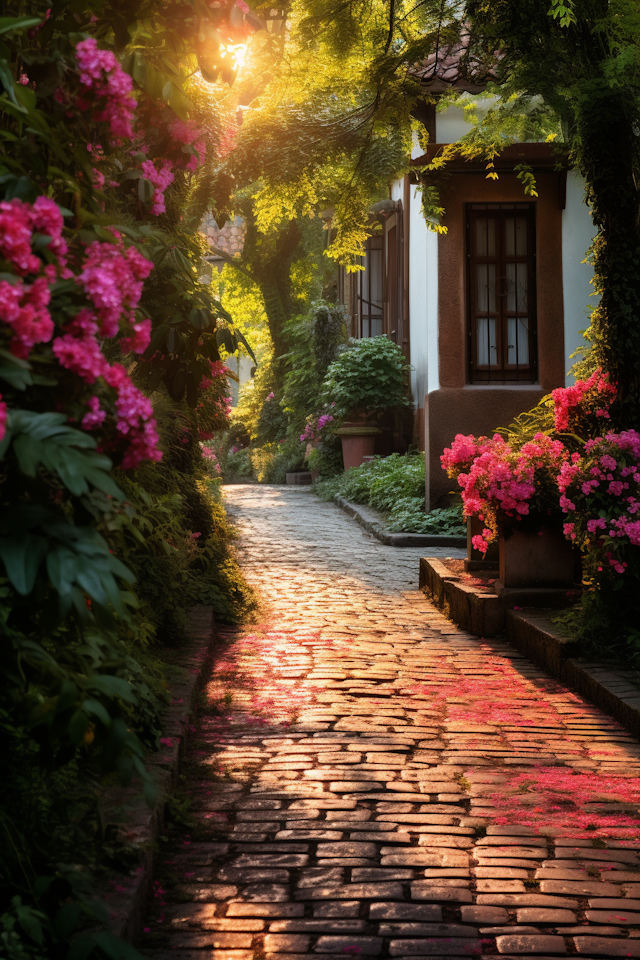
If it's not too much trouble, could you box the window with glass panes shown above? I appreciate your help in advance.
[467,204,537,383]
[354,234,384,338]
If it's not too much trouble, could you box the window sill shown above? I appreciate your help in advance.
[464,383,542,390]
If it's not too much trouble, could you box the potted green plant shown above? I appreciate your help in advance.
[321,337,411,470]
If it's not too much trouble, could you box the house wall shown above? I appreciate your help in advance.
[426,169,565,506]
[562,171,597,383]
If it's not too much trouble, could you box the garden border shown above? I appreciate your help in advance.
[98,605,217,945]
[334,496,467,548]
[420,556,640,739]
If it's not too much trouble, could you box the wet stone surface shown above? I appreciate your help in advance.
[140,486,640,960]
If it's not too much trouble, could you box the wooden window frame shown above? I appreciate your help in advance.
[467,203,538,384]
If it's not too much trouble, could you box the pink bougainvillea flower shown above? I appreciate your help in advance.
[79,238,153,338]
[120,317,152,354]
[141,159,175,215]
[75,38,136,139]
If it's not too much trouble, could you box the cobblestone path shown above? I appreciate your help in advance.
[143,486,640,960]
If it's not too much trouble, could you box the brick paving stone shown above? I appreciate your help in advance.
[573,937,640,955]
[516,910,577,924]
[139,487,640,959]
[495,934,567,953]
[315,936,383,953]
[388,938,482,955]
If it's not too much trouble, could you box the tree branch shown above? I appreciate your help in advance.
[205,247,255,282]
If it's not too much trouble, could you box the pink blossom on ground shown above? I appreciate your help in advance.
[75,38,136,140]
[141,159,175,215]
[120,318,152,354]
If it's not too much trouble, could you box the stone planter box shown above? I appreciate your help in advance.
[335,425,381,471]
[499,524,575,588]
[466,516,498,571]
[285,471,312,485]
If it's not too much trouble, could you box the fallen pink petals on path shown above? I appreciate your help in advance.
[140,486,640,960]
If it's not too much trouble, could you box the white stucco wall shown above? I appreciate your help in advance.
[407,183,439,407]
[562,172,597,383]
[389,174,439,409]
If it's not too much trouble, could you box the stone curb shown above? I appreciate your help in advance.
[334,496,467,548]
[98,605,217,944]
[420,556,640,739]
[506,609,640,739]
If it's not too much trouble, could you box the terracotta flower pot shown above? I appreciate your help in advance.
[335,423,381,471]
[499,522,575,588]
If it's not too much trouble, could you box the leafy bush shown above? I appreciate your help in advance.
[321,337,411,416]
[225,447,253,479]
[315,453,466,534]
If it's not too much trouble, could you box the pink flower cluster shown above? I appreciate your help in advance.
[201,445,222,474]
[0,277,54,359]
[168,118,207,172]
[200,360,230,391]
[0,196,69,280]
[552,367,616,432]
[75,38,136,139]
[141,159,175,215]
[300,414,334,444]
[79,237,153,338]
[442,432,567,553]
[558,430,640,574]
[120,318,152,355]
[104,363,162,469]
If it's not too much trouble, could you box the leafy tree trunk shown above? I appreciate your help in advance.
[235,207,302,388]
[578,85,640,426]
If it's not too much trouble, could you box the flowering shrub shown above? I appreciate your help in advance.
[0,7,254,956]
[300,412,334,443]
[559,430,640,574]
[551,366,616,433]
[75,37,136,139]
[441,432,567,552]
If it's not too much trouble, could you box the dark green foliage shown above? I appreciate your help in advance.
[315,453,466,534]
[313,302,348,380]
[321,336,411,416]
[256,396,289,445]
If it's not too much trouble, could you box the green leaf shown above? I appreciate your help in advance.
[68,708,90,745]
[14,903,44,945]
[82,698,112,727]
[0,58,22,109]
[0,533,48,594]
[0,16,43,35]
[55,902,82,940]
[90,675,137,704]
[0,349,32,389]
[138,177,154,203]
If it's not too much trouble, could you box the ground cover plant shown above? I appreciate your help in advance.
[315,453,466,534]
